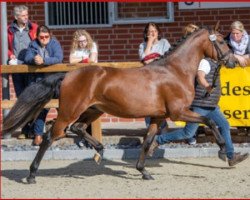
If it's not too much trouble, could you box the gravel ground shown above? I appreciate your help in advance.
[2,158,250,198]
[1,122,250,198]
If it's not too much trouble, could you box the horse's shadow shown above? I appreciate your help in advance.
[1,157,166,184]
[2,135,230,184]
[2,153,231,184]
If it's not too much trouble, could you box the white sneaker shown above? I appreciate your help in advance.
[188,138,197,145]
[78,140,84,148]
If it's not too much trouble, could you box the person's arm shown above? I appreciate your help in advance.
[234,54,249,67]
[144,35,156,57]
[139,33,157,59]
[8,50,15,60]
[7,27,15,59]
[34,55,44,65]
[139,41,160,64]
[24,43,37,65]
[89,52,98,63]
[139,43,146,60]
[89,43,98,63]
[69,53,82,64]
[43,39,63,65]
[196,59,212,92]
[196,70,213,92]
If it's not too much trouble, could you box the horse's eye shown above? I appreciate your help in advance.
[219,41,225,45]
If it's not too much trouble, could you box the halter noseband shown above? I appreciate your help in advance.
[209,31,232,65]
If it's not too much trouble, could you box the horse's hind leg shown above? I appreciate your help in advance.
[26,120,67,184]
[136,118,163,180]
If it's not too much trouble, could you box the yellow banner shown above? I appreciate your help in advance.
[219,66,250,127]
[175,66,250,127]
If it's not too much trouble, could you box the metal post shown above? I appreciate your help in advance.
[1,2,11,138]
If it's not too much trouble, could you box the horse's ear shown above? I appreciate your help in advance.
[214,21,220,31]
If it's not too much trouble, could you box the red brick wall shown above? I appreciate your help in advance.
[4,2,250,123]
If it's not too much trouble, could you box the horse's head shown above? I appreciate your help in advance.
[205,28,236,68]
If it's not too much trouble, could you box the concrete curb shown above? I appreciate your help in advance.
[2,147,250,161]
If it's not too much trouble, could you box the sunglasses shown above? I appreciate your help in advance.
[39,35,50,39]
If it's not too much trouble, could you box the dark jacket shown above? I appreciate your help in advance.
[191,59,221,108]
[24,37,63,65]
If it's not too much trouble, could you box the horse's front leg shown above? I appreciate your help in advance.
[136,118,163,180]
[27,130,54,184]
[70,122,104,164]
[27,123,66,184]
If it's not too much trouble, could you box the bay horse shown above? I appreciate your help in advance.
[3,26,236,184]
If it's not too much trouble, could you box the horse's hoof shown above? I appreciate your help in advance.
[26,176,36,184]
[93,153,102,165]
[142,174,154,180]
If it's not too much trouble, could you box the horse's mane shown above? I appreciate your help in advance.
[147,27,209,67]
[166,26,210,56]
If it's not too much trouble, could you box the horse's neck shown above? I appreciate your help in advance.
[168,31,208,74]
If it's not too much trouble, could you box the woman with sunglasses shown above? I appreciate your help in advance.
[69,29,98,64]
[24,25,63,146]
[25,25,63,66]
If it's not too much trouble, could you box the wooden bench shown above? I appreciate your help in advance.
[1,62,143,142]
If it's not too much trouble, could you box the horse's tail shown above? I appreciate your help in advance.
[2,73,65,136]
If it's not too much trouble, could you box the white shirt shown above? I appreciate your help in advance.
[138,39,171,60]
[70,42,98,62]
[198,59,211,75]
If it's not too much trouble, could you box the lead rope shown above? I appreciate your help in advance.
[203,61,222,98]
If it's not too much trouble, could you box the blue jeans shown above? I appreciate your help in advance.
[22,109,48,136]
[156,106,234,159]
[145,117,167,130]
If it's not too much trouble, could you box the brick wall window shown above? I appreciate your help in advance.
[45,2,174,28]
[113,2,174,24]
[45,2,112,28]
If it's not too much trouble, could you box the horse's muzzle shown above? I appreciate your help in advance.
[225,60,236,68]
[223,53,237,68]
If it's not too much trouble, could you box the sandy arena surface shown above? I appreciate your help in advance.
[1,157,250,198]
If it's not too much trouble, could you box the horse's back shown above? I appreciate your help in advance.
[62,65,162,89]
[59,66,168,117]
